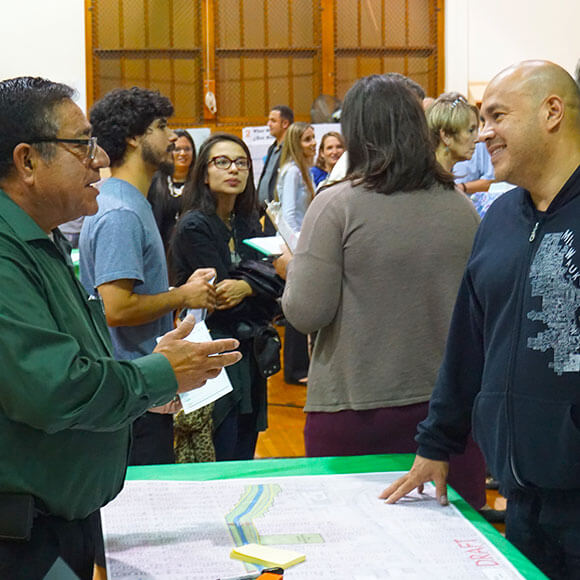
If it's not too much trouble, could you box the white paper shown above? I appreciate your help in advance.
[102,472,525,580]
[265,201,298,253]
[177,319,233,414]
[242,235,284,257]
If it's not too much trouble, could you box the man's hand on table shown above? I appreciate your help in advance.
[379,455,450,506]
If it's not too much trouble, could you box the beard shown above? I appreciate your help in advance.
[142,140,174,175]
[158,160,174,175]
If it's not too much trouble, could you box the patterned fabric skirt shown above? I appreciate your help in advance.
[173,403,216,463]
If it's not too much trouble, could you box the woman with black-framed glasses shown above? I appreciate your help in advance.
[170,133,276,461]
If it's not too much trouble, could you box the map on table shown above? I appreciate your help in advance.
[101,472,526,580]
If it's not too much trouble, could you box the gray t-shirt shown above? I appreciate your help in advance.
[79,178,173,360]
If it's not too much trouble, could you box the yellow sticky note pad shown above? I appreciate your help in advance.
[230,543,305,569]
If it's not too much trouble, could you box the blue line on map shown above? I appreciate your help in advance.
[234,485,264,544]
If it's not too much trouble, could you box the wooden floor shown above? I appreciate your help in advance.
[255,325,506,532]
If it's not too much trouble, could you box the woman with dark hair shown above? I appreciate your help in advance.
[310,131,345,188]
[281,74,486,510]
[171,133,271,461]
[148,129,196,252]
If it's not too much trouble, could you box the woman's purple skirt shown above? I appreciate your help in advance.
[304,402,486,509]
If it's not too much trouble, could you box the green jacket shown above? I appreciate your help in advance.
[0,190,177,520]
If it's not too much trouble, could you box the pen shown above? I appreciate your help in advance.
[215,572,260,580]
[216,567,284,580]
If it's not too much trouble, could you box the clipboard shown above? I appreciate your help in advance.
[242,236,284,257]
[265,201,298,254]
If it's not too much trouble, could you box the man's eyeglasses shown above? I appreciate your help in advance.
[208,155,251,171]
[32,136,98,161]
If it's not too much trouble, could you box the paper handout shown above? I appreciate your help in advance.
[265,201,298,253]
[177,316,233,414]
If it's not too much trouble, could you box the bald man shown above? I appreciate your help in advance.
[380,61,580,579]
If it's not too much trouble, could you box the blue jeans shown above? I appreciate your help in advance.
[506,489,580,579]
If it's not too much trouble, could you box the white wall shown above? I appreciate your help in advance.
[0,0,87,111]
[1,1,578,111]
[446,0,580,97]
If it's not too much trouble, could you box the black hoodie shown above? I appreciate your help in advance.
[416,165,580,495]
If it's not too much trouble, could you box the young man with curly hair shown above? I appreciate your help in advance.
[79,88,217,465]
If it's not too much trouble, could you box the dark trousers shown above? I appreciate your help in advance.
[213,405,259,461]
[128,411,174,466]
[305,402,487,510]
[263,213,277,235]
[0,509,100,580]
[506,489,580,580]
[283,322,309,383]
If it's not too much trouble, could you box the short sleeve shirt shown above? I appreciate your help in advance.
[79,178,173,360]
[453,141,495,184]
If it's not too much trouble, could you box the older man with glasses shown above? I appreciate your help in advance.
[0,77,241,579]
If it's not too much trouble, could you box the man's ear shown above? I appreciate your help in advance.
[126,135,141,150]
[11,143,38,184]
[544,95,564,132]
[282,119,290,130]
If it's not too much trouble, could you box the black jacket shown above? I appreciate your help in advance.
[257,140,281,204]
[417,165,580,493]
[170,210,269,430]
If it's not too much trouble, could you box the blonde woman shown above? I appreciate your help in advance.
[276,122,316,233]
[426,92,480,177]
[275,122,316,384]
[311,131,345,187]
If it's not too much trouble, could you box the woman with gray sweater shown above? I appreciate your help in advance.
[281,74,486,509]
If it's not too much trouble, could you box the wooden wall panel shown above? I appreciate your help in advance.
[98,58,122,96]
[172,0,201,48]
[385,0,407,45]
[217,0,240,47]
[149,58,173,96]
[290,0,315,46]
[124,59,147,85]
[266,2,290,48]
[360,2,383,46]
[266,58,290,108]
[96,0,120,48]
[87,0,444,133]
[173,59,202,119]
[243,0,266,49]
[122,0,146,49]
[408,0,431,45]
[147,0,171,49]
[242,58,267,118]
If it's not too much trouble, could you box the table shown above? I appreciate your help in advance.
[101,454,546,579]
